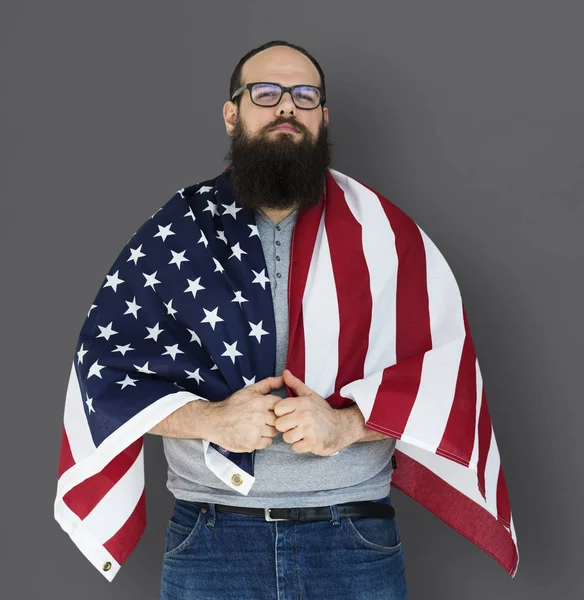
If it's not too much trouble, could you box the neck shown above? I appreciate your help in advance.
[258,205,298,225]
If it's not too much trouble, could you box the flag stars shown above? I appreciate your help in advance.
[117,374,138,389]
[163,299,178,319]
[197,185,214,195]
[213,258,225,274]
[185,367,205,385]
[248,224,259,238]
[201,307,224,330]
[154,223,175,242]
[135,361,156,374]
[128,245,146,265]
[185,276,205,299]
[87,359,106,379]
[145,322,164,342]
[229,242,247,261]
[124,297,141,319]
[113,343,134,356]
[77,343,88,364]
[87,304,97,317]
[221,201,243,219]
[143,271,161,290]
[252,268,270,289]
[169,249,190,269]
[85,395,95,414]
[249,320,269,343]
[242,375,256,386]
[198,231,209,248]
[96,321,118,341]
[232,290,248,305]
[203,200,219,217]
[162,344,184,361]
[184,207,196,221]
[216,230,228,244]
[187,328,202,346]
[221,341,243,364]
[104,270,124,292]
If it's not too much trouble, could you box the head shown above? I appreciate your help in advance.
[223,41,332,212]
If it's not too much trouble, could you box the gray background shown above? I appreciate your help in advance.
[1,0,582,598]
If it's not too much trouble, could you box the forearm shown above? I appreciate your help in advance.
[147,398,214,439]
[340,403,391,445]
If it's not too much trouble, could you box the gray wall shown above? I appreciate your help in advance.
[2,1,582,598]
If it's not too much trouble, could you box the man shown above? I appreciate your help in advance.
[54,40,518,599]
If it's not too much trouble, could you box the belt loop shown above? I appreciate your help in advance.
[329,503,340,526]
[206,502,216,527]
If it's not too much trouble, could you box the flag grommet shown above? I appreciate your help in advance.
[231,474,243,486]
[102,562,112,572]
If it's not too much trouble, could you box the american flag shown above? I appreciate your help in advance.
[54,166,519,581]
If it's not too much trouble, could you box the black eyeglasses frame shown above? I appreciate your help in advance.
[230,82,326,110]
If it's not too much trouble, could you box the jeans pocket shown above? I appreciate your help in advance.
[164,501,206,557]
[343,516,402,555]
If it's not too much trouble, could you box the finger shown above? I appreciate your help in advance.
[262,424,279,438]
[252,375,284,395]
[282,369,312,396]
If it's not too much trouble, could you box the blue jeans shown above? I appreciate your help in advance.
[160,494,408,599]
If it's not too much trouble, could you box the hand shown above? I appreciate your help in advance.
[273,369,346,456]
[206,376,283,453]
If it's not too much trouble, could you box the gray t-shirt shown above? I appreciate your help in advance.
[161,207,396,507]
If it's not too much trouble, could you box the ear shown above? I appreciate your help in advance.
[223,101,237,136]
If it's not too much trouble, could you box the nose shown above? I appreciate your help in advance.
[274,90,296,115]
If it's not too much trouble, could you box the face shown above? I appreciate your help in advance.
[223,46,332,212]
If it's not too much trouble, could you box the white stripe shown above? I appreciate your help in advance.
[302,212,340,399]
[469,359,484,471]
[63,360,96,463]
[202,440,255,494]
[484,429,501,517]
[330,169,398,376]
[402,226,466,450]
[83,445,145,544]
[339,370,384,422]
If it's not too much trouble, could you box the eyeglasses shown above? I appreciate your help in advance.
[230,82,325,110]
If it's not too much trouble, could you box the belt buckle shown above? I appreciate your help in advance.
[264,508,289,522]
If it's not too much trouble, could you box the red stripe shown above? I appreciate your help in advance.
[496,464,512,527]
[368,194,431,433]
[104,490,146,565]
[324,183,371,392]
[63,438,143,520]
[58,425,76,478]
[437,307,477,465]
[477,388,492,500]
[392,449,518,576]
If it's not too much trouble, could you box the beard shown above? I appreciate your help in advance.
[223,112,332,212]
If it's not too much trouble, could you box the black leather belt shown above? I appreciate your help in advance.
[189,500,395,522]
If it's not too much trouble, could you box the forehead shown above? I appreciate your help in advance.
[241,46,321,86]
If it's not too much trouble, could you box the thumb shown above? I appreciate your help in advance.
[283,369,312,396]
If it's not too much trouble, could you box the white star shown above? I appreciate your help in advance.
[145,322,164,341]
[169,249,189,269]
[163,298,178,319]
[184,207,196,221]
[185,367,205,385]
[104,270,124,292]
[184,276,205,298]
[162,344,184,361]
[229,242,247,261]
[96,321,118,341]
[203,200,219,216]
[135,361,156,374]
[154,223,175,242]
[177,188,185,198]
[85,395,95,414]
[221,340,243,364]
[187,328,202,346]
[248,224,259,238]
[221,201,243,219]
[117,374,138,389]
[242,375,256,386]
[113,343,134,355]
[197,185,214,195]
[213,258,225,274]
[76,343,88,364]
[216,230,228,244]
[128,245,146,265]
[124,296,141,319]
[87,359,106,379]
[198,231,208,248]
[87,304,97,317]
[252,268,270,289]
[150,207,164,219]
[232,290,248,305]
[249,320,269,343]
[210,360,218,371]
[201,307,224,330]
[143,271,161,290]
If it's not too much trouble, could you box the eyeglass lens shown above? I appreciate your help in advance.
[251,83,320,108]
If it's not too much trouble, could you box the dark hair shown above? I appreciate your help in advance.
[229,40,326,109]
